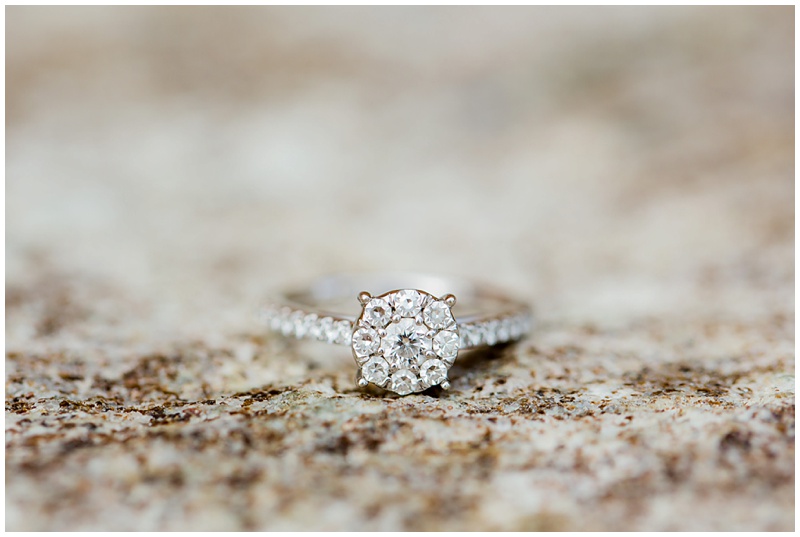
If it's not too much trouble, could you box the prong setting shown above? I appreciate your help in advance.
[358,291,372,306]
[356,369,369,387]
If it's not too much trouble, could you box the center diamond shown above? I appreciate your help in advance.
[352,289,460,395]
[381,318,430,369]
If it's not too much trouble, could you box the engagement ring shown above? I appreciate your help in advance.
[260,273,532,395]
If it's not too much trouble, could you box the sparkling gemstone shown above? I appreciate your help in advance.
[297,314,313,339]
[497,318,511,343]
[462,323,483,347]
[288,311,307,338]
[419,358,447,386]
[308,316,322,340]
[364,298,393,328]
[381,318,431,369]
[352,327,380,356]
[301,313,318,339]
[334,320,352,345]
[423,301,453,329]
[391,290,423,318]
[362,357,390,385]
[390,369,418,395]
[318,317,336,343]
[281,310,299,336]
[483,320,499,346]
[433,330,459,359]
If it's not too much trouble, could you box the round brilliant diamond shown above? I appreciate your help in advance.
[352,327,381,356]
[381,318,430,369]
[390,369,418,396]
[364,298,392,328]
[362,357,390,385]
[422,300,453,329]
[391,290,423,317]
[419,358,447,386]
[433,330,459,359]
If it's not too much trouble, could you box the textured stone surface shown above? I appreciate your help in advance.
[6,6,794,531]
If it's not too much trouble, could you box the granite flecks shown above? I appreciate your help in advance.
[6,314,794,531]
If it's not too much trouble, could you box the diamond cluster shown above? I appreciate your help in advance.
[352,289,458,395]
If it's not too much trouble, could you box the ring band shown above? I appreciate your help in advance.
[259,273,533,395]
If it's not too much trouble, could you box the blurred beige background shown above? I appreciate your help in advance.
[6,6,794,531]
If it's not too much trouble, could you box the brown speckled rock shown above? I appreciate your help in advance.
[6,6,793,531]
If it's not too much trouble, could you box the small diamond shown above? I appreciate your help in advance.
[334,320,353,345]
[362,357,390,385]
[352,327,381,356]
[391,290,423,318]
[459,324,477,347]
[364,298,393,328]
[308,316,322,340]
[419,359,447,387]
[301,313,318,338]
[497,318,511,343]
[483,320,499,346]
[390,369,418,395]
[422,301,453,329]
[289,311,308,338]
[281,310,299,337]
[433,330,459,359]
[318,317,336,343]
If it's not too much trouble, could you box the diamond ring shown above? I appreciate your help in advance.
[259,273,533,395]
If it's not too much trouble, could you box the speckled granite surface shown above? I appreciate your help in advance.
[6,6,794,531]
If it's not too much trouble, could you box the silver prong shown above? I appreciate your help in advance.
[425,350,436,360]
[356,370,369,387]
[378,329,387,338]
[440,380,451,390]
[443,294,457,307]
[376,348,385,356]
[391,314,401,323]
[358,291,372,306]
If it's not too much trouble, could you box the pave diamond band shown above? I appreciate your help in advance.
[260,306,531,350]
[259,273,532,395]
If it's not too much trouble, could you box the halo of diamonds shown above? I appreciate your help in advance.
[352,289,459,395]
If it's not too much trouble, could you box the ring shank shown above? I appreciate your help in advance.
[260,273,533,350]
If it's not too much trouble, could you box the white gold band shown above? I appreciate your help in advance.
[259,273,533,350]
